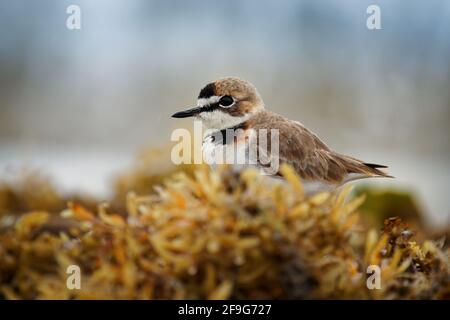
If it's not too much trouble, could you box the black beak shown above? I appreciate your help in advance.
[171,106,203,118]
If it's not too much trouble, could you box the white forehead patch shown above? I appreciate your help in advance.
[197,96,220,107]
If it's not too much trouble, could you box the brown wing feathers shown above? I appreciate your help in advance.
[248,110,392,182]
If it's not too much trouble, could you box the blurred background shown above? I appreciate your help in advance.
[0,0,449,227]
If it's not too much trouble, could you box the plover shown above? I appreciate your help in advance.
[172,77,392,192]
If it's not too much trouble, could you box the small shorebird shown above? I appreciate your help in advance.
[172,77,391,192]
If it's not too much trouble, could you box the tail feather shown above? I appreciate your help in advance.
[363,162,388,169]
[336,154,393,179]
[362,163,393,178]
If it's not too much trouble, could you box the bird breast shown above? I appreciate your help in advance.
[201,128,257,169]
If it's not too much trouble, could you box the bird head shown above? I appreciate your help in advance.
[172,77,264,130]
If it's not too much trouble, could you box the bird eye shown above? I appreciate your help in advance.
[219,95,234,107]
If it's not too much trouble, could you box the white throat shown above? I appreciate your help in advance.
[198,110,253,133]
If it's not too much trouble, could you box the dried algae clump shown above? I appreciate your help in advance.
[0,164,449,299]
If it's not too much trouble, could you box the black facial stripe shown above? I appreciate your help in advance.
[201,102,236,114]
[201,102,220,113]
[200,101,239,116]
[198,83,216,99]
